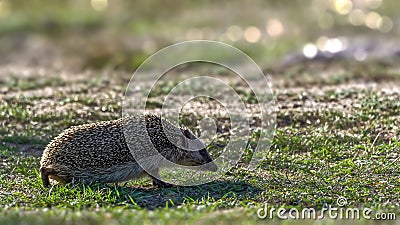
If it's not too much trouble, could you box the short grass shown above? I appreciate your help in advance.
[1,0,400,223]
[1,60,400,225]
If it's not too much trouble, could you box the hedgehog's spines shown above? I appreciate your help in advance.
[40,113,217,187]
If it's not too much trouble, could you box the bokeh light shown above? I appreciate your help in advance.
[303,43,318,58]
[0,0,10,18]
[365,0,382,9]
[334,0,353,15]
[266,19,284,38]
[324,38,346,53]
[365,11,381,29]
[316,36,329,51]
[91,0,108,11]
[244,26,261,43]
[311,0,395,34]
[377,16,393,33]
[348,9,365,26]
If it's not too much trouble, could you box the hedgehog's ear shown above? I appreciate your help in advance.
[182,129,190,138]
[181,128,195,139]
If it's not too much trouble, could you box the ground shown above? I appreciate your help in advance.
[1,59,399,225]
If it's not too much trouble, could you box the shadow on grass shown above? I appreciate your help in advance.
[67,180,263,209]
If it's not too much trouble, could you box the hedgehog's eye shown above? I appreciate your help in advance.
[177,133,189,150]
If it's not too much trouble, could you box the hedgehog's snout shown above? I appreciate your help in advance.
[204,160,218,172]
[178,128,218,172]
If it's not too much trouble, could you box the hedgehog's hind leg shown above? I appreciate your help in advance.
[152,176,173,188]
[40,167,72,187]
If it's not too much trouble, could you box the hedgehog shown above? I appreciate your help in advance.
[40,114,218,188]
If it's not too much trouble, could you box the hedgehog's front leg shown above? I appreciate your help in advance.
[148,168,173,188]
[152,176,173,188]
[40,167,52,187]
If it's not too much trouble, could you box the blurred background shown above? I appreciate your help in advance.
[0,0,398,73]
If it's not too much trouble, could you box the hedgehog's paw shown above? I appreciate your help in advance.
[152,178,173,188]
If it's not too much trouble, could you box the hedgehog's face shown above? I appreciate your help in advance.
[175,129,218,172]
